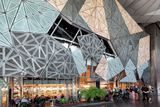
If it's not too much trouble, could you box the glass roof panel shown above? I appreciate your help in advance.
[0,0,60,47]
[70,46,86,74]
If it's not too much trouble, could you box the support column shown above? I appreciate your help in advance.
[9,77,14,100]
[4,77,9,107]
[5,77,14,107]
[65,80,69,99]
[72,77,76,99]
[90,58,94,78]
[96,81,100,89]
[20,77,23,98]
[145,23,160,95]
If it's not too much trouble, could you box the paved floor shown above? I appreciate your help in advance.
[97,96,160,107]
[106,100,160,107]
[61,96,160,107]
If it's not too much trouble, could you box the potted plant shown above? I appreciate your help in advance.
[96,88,107,101]
[80,89,88,102]
[80,87,107,102]
[87,87,98,102]
[55,97,67,107]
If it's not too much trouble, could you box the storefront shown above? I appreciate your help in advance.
[13,78,78,99]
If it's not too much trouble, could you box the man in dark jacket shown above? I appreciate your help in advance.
[141,84,149,101]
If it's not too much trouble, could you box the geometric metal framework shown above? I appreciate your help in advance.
[46,37,78,79]
[0,47,35,77]
[48,0,150,82]
[78,33,106,63]
[0,0,59,47]
[79,0,110,39]
[47,0,150,83]
[95,55,124,81]
[48,0,68,11]
[137,36,150,78]
[115,0,143,34]
[0,32,78,78]
[120,59,137,83]
[70,46,87,74]
[0,0,150,83]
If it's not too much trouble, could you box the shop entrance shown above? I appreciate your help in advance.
[13,78,78,100]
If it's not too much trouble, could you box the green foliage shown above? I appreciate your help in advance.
[80,87,107,101]
[88,87,99,99]
[96,88,107,98]
[60,98,67,104]
[80,89,89,99]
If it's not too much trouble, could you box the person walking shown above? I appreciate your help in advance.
[141,84,149,102]
[148,85,154,103]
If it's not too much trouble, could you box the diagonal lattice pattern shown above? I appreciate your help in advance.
[48,0,68,11]
[120,59,137,83]
[0,47,35,77]
[78,33,106,63]
[0,32,78,78]
[95,55,124,81]
[0,0,150,83]
[0,0,59,47]
[45,37,78,79]
[79,0,109,39]
[137,35,150,78]
[70,46,87,74]
[12,32,49,76]
[115,0,143,34]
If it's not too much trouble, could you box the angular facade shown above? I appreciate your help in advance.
[0,0,150,83]
[0,0,59,47]
[0,32,78,78]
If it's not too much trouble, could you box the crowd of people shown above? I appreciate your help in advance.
[10,84,154,106]
[10,95,50,107]
[10,94,69,107]
[10,96,31,107]
[106,84,154,103]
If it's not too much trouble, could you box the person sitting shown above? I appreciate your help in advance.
[54,96,60,104]
[61,94,65,98]
[122,89,130,99]
[14,96,21,107]
[21,97,29,107]
[38,95,46,107]
[34,95,39,107]
[57,94,61,101]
